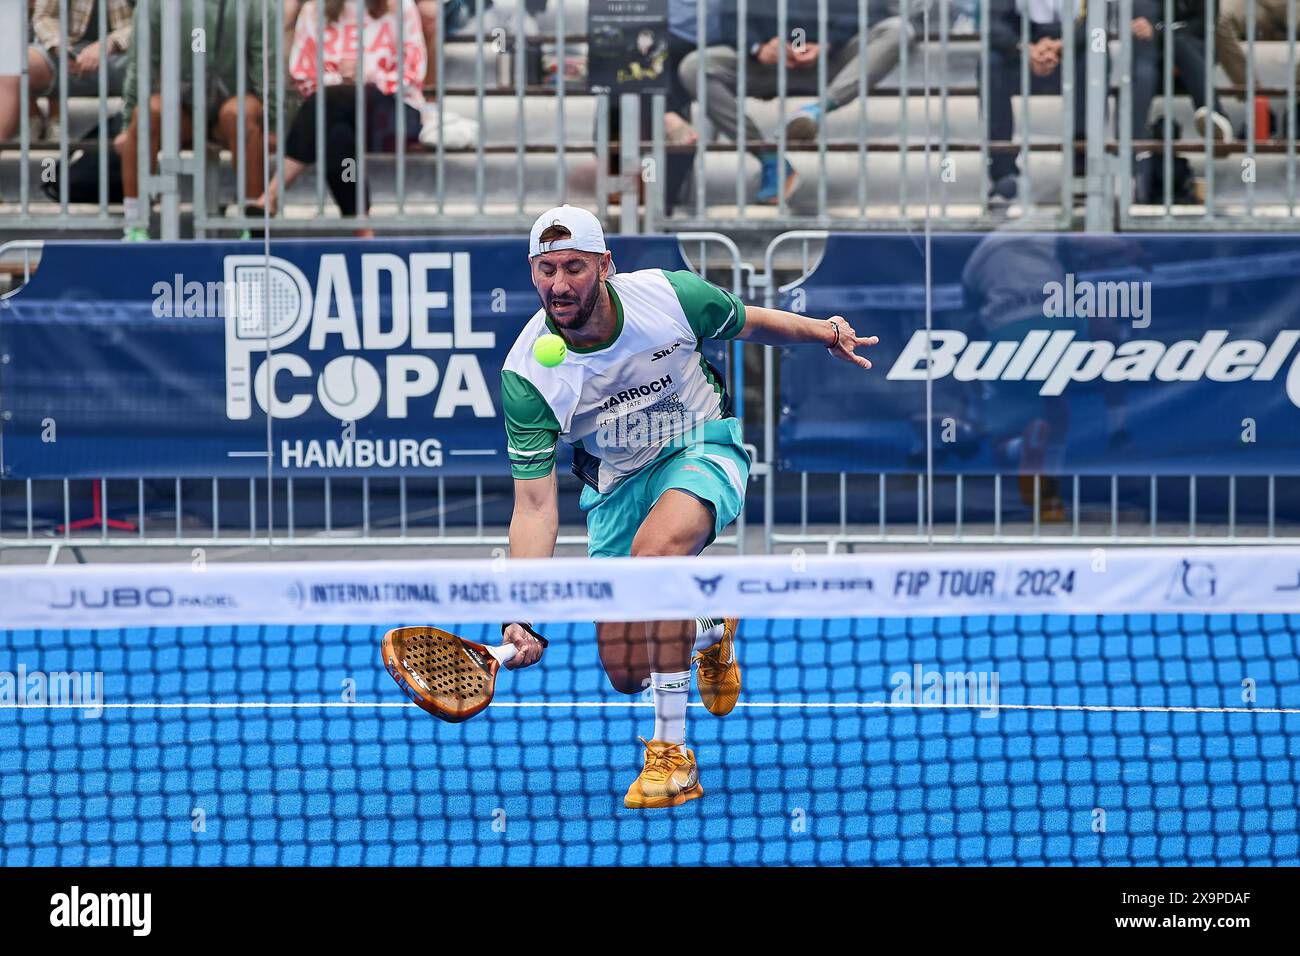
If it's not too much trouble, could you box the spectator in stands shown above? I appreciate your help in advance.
[0,0,133,143]
[986,2,1230,206]
[116,0,266,240]
[1148,2,1233,141]
[985,0,1088,204]
[663,0,724,146]
[1214,0,1292,138]
[1128,2,1234,201]
[248,0,426,238]
[293,0,473,146]
[678,0,934,205]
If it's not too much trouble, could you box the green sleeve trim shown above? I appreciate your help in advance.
[664,269,747,341]
[501,369,561,479]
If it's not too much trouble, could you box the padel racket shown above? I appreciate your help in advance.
[382,626,519,723]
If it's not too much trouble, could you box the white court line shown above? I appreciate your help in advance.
[2,701,1299,715]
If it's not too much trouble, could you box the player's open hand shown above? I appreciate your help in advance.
[826,316,877,370]
[501,623,546,669]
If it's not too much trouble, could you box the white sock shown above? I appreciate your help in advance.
[123,197,140,222]
[693,618,725,653]
[650,670,690,745]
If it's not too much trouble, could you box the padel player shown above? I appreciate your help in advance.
[499,205,875,808]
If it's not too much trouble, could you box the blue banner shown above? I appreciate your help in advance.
[0,236,696,478]
[779,233,1300,475]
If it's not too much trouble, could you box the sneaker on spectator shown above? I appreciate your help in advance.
[987,174,1017,207]
[122,226,149,241]
[1193,107,1234,143]
[756,156,798,204]
[419,107,479,150]
[784,103,824,141]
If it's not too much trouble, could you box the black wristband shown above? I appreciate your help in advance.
[827,320,840,350]
[502,621,549,648]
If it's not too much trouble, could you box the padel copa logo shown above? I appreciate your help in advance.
[220,253,498,423]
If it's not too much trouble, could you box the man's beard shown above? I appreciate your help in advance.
[545,280,601,331]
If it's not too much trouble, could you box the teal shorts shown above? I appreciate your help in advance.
[580,418,751,558]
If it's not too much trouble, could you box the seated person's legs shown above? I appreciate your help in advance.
[418,0,439,86]
[985,45,1020,189]
[677,45,767,150]
[326,118,365,214]
[800,16,913,138]
[256,89,331,214]
[0,77,17,141]
[1214,0,1250,89]
[1174,31,1233,141]
[212,94,266,204]
[116,93,194,237]
[784,13,935,143]
[1128,36,1159,201]
[36,39,129,141]
[678,45,794,204]
[0,44,56,141]
[664,31,698,145]
[61,39,131,99]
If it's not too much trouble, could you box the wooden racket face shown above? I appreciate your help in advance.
[382,626,500,723]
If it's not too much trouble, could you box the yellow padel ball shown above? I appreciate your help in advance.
[533,333,568,367]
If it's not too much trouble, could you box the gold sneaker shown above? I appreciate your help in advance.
[693,617,740,716]
[623,737,704,809]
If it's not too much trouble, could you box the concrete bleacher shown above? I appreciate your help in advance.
[3,0,1300,243]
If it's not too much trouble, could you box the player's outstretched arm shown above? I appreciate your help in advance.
[502,469,559,668]
[737,305,878,370]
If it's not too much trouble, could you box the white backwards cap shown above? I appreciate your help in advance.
[528,204,616,275]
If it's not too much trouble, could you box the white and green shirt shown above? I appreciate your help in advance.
[502,268,746,493]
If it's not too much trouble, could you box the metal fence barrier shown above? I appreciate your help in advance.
[4,0,1298,237]
[770,471,1298,553]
